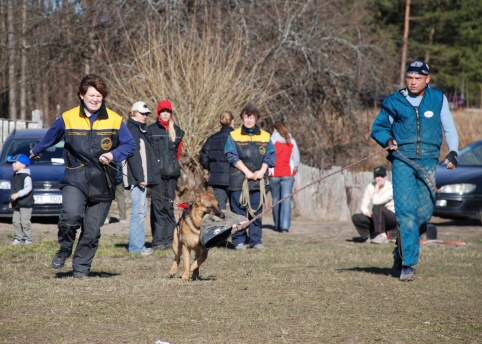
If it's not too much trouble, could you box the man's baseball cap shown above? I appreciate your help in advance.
[373,166,387,177]
[131,101,152,114]
[406,61,430,76]
[7,154,30,167]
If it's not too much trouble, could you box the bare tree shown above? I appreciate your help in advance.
[7,0,16,120]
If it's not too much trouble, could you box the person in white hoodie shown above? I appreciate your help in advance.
[351,166,397,244]
[269,121,300,232]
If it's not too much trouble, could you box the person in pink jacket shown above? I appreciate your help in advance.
[269,121,300,232]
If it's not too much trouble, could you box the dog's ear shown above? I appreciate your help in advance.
[206,186,214,194]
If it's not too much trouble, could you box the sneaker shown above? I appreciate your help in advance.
[51,249,71,269]
[391,246,402,277]
[140,248,154,256]
[400,265,416,281]
[352,237,368,243]
[235,243,247,251]
[11,238,23,245]
[73,271,89,278]
[23,239,33,245]
[252,243,266,250]
[371,233,389,244]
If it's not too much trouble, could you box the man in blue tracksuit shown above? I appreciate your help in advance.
[371,61,459,281]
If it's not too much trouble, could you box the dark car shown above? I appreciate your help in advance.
[0,128,64,217]
[434,140,482,222]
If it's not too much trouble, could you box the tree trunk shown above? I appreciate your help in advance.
[399,0,411,87]
[20,0,27,120]
[7,0,17,120]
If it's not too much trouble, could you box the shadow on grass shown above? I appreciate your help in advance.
[339,266,393,276]
[114,243,128,250]
[54,271,120,279]
[262,224,280,232]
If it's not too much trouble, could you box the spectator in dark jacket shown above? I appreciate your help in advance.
[199,111,235,209]
[147,99,184,250]
[124,101,156,255]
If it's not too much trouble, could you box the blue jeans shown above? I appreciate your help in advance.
[212,186,229,210]
[270,176,295,231]
[128,186,148,253]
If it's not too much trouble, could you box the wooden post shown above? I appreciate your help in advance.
[399,0,411,87]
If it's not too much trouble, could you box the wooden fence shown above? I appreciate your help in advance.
[290,163,390,221]
[0,110,43,144]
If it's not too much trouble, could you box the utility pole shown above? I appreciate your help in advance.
[399,0,411,87]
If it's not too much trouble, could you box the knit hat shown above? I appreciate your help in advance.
[406,61,430,76]
[131,101,152,114]
[156,100,173,116]
[8,154,30,167]
[373,166,387,177]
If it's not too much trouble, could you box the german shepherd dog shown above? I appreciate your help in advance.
[169,188,225,281]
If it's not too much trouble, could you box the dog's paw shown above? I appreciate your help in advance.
[181,275,190,282]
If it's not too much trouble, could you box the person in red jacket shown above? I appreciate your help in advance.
[269,121,300,232]
[147,100,184,250]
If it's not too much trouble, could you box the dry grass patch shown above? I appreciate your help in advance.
[1,226,481,344]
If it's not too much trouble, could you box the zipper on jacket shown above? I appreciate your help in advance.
[415,108,420,158]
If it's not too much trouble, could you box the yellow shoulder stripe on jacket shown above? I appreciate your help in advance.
[62,107,123,130]
[230,128,271,142]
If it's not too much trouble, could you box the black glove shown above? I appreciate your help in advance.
[444,151,458,167]
[385,138,397,148]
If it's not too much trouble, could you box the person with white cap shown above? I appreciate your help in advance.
[371,61,459,281]
[125,101,157,255]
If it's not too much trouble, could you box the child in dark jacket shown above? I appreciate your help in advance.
[8,154,34,245]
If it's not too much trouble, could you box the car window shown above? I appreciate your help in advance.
[5,139,64,164]
[458,143,482,166]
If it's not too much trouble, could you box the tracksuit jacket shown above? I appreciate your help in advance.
[225,125,276,191]
[32,102,136,201]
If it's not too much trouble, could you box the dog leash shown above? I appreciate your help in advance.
[231,145,439,233]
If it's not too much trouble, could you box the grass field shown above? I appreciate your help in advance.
[0,218,481,344]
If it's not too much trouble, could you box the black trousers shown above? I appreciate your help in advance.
[352,205,397,239]
[58,185,111,274]
[150,178,178,247]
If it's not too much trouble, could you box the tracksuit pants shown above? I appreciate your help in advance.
[57,185,111,274]
[392,157,437,266]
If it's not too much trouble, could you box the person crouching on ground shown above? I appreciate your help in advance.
[351,166,396,244]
